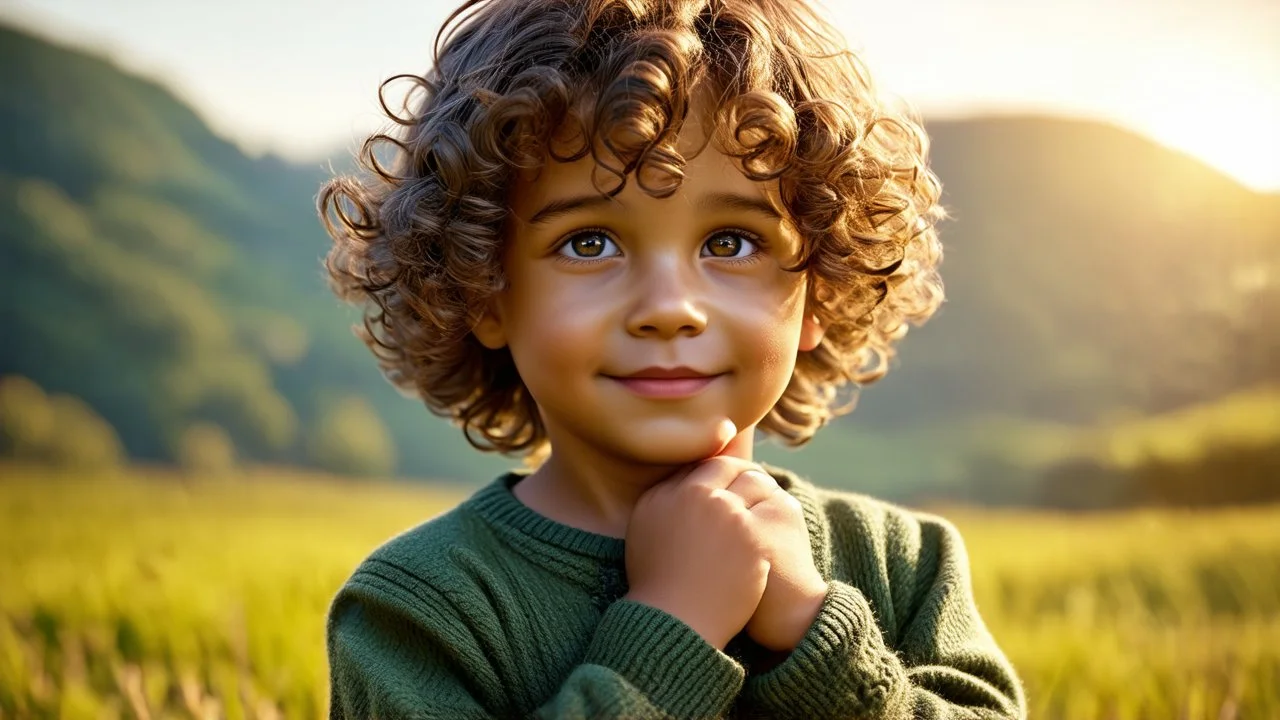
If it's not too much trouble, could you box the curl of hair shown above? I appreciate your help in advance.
[319,0,945,457]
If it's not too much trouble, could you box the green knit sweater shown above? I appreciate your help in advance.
[326,467,1025,719]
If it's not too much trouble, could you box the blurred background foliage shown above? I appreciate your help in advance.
[1,19,1278,720]
[0,23,509,484]
[2,24,1276,505]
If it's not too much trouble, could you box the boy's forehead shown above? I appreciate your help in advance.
[509,134,789,227]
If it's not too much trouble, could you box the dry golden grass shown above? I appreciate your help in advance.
[2,463,1277,719]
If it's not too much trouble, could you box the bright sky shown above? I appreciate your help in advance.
[3,0,1278,191]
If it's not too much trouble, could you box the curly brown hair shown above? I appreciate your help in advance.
[319,0,945,458]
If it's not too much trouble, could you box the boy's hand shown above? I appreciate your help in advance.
[622,456,771,650]
[725,469,829,652]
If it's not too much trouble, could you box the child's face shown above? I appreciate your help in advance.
[475,116,824,467]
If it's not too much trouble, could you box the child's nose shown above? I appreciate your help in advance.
[624,258,708,339]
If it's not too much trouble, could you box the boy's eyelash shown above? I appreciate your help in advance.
[550,228,769,266]
[707,229,766,266]
[552,228,618,266]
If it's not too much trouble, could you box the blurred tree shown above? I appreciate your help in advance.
[1129,442,1280,507]
[307,396,395,477]
[176,422,237,475]
[0,375,124,469]
[961,452,1042,507]
[240,311,309,367]
[1037,439,1280,510]
[0,375,55,459]
[43,395,125,469]
[1038,458,1132,510]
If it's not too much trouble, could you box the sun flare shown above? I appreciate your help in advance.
[1136,75,1280,193]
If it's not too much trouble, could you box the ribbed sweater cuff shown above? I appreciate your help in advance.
[739,581,907,719]
[585,599,745,719]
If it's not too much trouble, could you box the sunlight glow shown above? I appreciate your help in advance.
[3,0,1277,192]
[1136,74,1279,193]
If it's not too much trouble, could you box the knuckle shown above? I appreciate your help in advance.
[723,499,756,528]
[706,488,742,514]
[753,492,803,522]
[750,501,784,523]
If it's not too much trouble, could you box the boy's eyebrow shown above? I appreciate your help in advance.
[698,192,784,221]
[527,191,784,225]
[528,194,616,225]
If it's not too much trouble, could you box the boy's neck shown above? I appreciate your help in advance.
[513,428,756,539]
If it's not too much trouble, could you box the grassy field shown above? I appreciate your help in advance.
[1,463,1277,719]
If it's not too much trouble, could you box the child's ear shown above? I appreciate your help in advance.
[472,305,508,350]
[799,312,824,352]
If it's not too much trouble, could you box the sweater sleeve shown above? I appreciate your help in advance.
[734,511,1025,720]
[327,575,745,720]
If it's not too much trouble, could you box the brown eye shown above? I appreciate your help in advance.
[572,235,605,256]
[702,232,757,258]
[559,231,619,259]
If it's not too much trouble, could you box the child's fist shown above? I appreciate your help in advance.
[724,470,828,652]
[622,457,772,650]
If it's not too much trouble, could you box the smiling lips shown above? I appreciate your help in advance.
[607,366,723,399]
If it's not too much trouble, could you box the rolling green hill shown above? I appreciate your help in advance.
[1,23,1276,500]
[857,117,1280,427]
[0,23,510,483]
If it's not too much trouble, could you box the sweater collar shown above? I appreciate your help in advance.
[465,471,627,561]
[463,465,830,571]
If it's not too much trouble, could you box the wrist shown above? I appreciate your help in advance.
[776,581,830,651]
[792,581,829,631]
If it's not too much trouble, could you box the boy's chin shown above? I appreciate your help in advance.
[609,418,745,467]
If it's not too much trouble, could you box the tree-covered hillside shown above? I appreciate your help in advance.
[0,24,509,483]
[857,117,1280,426]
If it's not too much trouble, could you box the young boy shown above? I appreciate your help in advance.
[319,0,1025,717]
